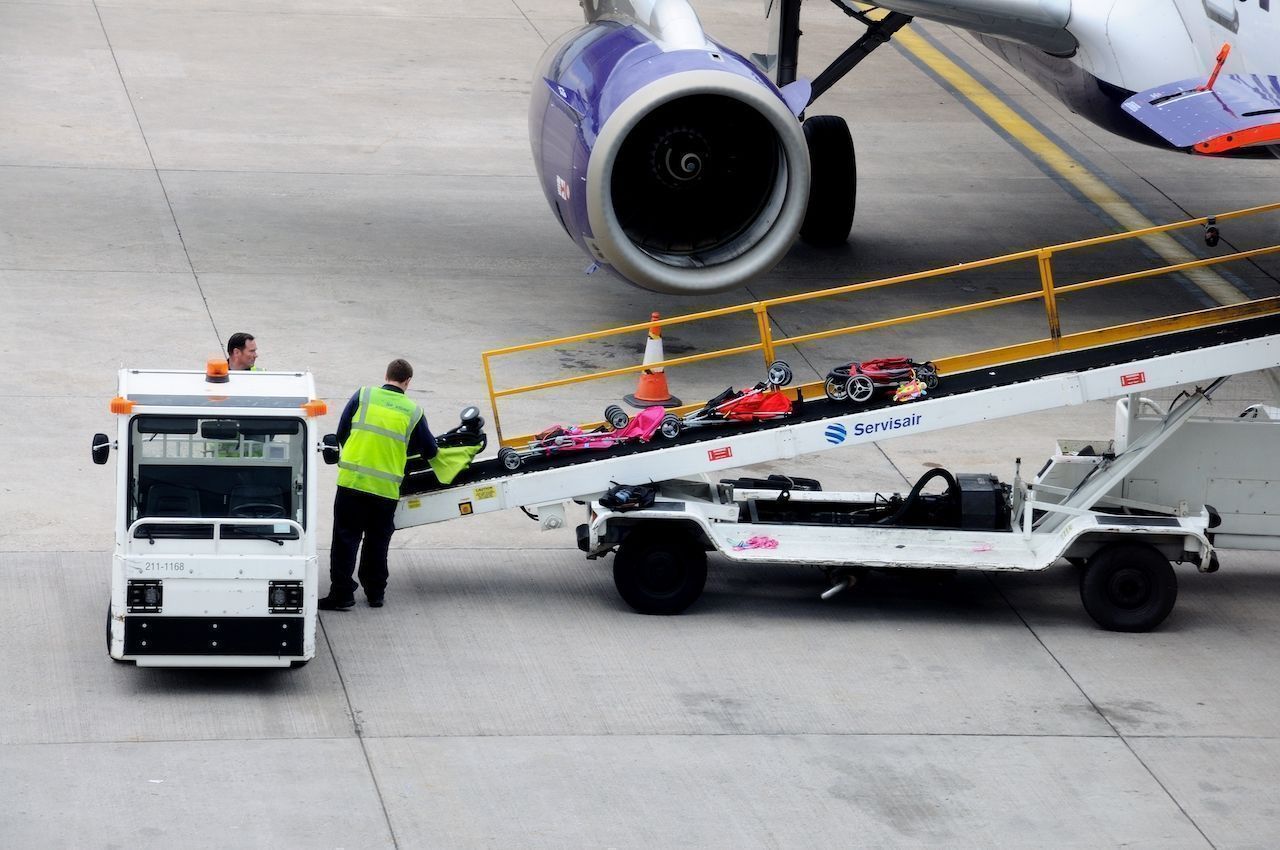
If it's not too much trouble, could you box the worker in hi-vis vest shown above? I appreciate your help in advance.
[319,358,437,611]
[226,332,259,371]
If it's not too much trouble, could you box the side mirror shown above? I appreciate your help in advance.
[91,433,111,465]
[321,433,340,465]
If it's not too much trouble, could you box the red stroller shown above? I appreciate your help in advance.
[672,360,795,434]
[824,357,939,404]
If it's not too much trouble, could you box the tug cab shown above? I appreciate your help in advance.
[93,363,333,667]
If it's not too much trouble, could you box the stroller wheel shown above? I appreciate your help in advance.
[498,447,522,471]
[846,374,876,404]
[767,360,793,387]
[824,376,849,402]
[604,404,630,430]
[659,414,682,440]
[917,362,940,389]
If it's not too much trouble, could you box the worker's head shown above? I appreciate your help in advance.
[227,332,258,371]
[385,358,413,390]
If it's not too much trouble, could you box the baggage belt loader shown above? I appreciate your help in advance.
[586,381,1223,634]
[92,363,337,667]
[395,317,1280,632]
[581,374,1278,632]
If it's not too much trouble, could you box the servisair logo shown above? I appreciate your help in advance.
[827,413,923,445]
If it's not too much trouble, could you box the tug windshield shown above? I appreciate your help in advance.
[128,415,306,539]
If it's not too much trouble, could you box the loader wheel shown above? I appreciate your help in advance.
[1080,544,1177,632]
[604,404,630,429]
[846,374,875,404]
[614,530,707,614]
[498,447,522,471]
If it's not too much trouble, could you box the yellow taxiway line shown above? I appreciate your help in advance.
[889,23,1248,305]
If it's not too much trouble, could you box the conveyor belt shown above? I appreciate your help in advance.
[402,312,1280,499]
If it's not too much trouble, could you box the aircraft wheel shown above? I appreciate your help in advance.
[800,115,856,247]
[767,360,793,387]
[614,529,707,615]
[1080,544,1177,632]
[498,447,522,471]
[659,414,682,440]
[846,374,875,404]
[604,404,630,430]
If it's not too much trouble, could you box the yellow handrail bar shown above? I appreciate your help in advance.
[481,202,1280,445]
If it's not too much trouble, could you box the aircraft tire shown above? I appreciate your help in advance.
[800,115,856,247]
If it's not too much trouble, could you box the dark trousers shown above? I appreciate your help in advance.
[329,485,398,601]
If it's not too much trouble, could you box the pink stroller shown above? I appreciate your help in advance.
[497,405,680,470]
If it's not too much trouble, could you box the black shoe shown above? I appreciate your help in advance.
[368,595,384,608]
[318,595,354,611]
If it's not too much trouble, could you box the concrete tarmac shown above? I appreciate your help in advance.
[3,1,1280,847]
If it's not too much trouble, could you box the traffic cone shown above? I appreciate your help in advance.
[623,312,682,408]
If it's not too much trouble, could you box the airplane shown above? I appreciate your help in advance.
[528,0,1280,295]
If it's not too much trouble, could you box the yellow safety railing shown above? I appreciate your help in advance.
[482,202,1280,445]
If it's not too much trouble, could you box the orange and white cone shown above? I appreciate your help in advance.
[623,312,682,408]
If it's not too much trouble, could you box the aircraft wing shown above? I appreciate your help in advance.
[1121,74,1280,155]
[858,0,1075,54]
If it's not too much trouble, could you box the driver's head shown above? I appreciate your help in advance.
[227,332,257,370]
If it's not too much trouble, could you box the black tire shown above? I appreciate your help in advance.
[767,360,793,387]
[498,447,522,471]
[800,115,856,247]
[1080,544,1177,632]
[824,376,849,402]
[917,362,939,389]
[613,530,707,614]
[659,414,682,440]
[604,404,630,430]
[846,374,875,403]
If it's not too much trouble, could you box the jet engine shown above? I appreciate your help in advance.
[529,3,810,294]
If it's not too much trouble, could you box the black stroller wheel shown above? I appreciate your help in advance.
[498,447,522,471]
[604,404,630,429]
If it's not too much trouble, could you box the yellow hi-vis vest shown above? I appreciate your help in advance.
[336,386,424,500]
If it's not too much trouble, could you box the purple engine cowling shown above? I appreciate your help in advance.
[530,6,810,295]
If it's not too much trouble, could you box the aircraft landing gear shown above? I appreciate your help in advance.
[800,115,856,247]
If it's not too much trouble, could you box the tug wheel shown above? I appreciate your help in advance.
[614,529,707,614]
[1080,544,1177,632]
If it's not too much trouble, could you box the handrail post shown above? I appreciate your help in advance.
[754,304,776,366]
[481,352,504,445]
[1038,249,1062,345]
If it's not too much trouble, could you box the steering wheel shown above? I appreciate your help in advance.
[231,502,285,519]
